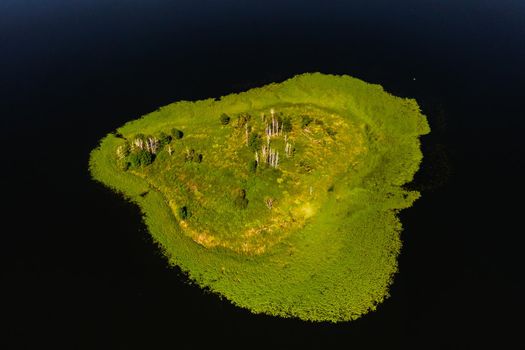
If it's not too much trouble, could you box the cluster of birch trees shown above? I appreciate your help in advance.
[252,109,294,169]
[131,135,160,154]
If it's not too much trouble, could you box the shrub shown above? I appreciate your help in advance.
[171,128,184,139]
[220,113,231,125]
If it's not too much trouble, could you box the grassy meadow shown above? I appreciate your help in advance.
[89,73,429,322]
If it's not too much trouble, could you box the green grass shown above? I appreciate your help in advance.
[89,72,429,322]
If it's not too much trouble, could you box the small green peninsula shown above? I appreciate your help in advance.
[89,73,429,322]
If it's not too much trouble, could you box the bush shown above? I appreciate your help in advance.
[171,128,184,139]
[247,133,261,152]
[220,113,231,125]
[248,160,258,173]
[301,115,313,128]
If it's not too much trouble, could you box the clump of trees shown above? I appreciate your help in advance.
[265,109,283,137]
[128,149,153,167]
[115,134,159,169]
[114,125,206,171]
[131,134,161,155]
[261,144,279,168]
[247,109,299,170]
[116,130,179,169]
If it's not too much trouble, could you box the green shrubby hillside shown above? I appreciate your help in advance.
[89,73,429,321]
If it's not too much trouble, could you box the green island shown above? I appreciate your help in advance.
[89,73,429,322]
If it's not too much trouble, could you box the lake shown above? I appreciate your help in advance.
[2,0,524,348]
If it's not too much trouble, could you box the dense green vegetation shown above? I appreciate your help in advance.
[89,73,429,322]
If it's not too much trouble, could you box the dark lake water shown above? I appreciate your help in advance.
[2,1,524,348]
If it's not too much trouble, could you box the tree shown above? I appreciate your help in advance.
[220,113,231,125]
[137,150,152,166]
[248,159,257,173]
[233,188,249,209]
[282,116,292,132]
[179,206,189,220]
[248,133,261,152]
[171,128,184,139]
[128,149,153,167]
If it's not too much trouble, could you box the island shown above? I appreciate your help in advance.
[89,73,430,322]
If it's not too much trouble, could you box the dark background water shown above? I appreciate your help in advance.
[2,1,524,348]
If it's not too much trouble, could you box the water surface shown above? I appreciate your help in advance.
[2,1,524,348]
